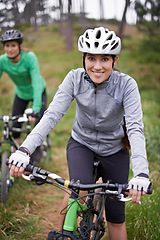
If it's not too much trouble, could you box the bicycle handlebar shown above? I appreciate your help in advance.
[0,108,35,123]
[24,163,153,195]
[0,115,23,122]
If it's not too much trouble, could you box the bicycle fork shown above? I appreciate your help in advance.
[63,197,88,233]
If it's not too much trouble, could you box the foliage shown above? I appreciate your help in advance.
[0,0,51,30]
[135,0,160,38]
[122,34,160,64]
[126,190,160,240]
[137,38,160,63]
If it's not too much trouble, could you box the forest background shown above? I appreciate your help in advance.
[0,0,160,239]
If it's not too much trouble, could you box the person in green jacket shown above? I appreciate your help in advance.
[0,29,47,163]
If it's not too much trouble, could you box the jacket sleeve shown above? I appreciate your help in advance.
[0,57,3,78]
[21,70,75,154]
[27,52,45,112]
[123,77,149,177]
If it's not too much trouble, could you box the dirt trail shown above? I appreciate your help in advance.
[31,184,65,240]
[19,147,69,240]
[24,147,108,240]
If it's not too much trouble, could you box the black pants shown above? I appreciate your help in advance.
[67,137,130,224]
[12,89,47,138]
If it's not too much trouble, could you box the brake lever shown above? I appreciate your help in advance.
[22,172,47,185]
[118,193,141,204]
[22,173,32,181]
[118,193,132,202]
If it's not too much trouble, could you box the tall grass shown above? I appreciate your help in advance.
[0,24,160,239]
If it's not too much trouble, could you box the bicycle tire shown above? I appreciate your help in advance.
[1,152,10,204]
[90,189,105,240]
[47,230,78,240]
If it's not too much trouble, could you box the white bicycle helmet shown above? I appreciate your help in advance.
[78,27,121,55]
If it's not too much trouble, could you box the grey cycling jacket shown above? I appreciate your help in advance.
[22,68,149,177]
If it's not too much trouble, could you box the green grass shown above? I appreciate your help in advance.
[0,23,160,239]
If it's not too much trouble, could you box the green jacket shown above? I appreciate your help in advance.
[0,51,46,112]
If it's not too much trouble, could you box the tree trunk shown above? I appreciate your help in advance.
[79,0,89,31]
[66,12,73,51]
[99,0,104,20]
[32,0,38,32]
[13,0,21,25]
[118,0,130,39]
[59,0,73,51]
[65,0,73,51]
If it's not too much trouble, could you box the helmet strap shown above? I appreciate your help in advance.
[8,51,20,60]
[83,53,87,70]
[112,55,116,68]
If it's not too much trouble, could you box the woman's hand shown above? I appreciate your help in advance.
[129,189,145,205]
[8,149,30,177]
[28,116,36,122]
[29,111,40,122]
[128,176,151,205]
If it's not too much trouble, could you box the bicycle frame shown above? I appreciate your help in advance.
[0,112,31,204]
[63,197,88,232]
[22,163,152,239]
[23,164,152,240]
[0,113,31,155]
[62,161,103,236]
[0,122,18,149]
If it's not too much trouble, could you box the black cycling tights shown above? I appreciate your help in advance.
[12,89,47,138]
[66,136,130,224]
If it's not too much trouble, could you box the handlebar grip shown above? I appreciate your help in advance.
[6,159,9,166]
[147,186,153,194]
[6,159,34,173]
[125,183,153,195]
[25,163,34,173]
[146,181,153,194]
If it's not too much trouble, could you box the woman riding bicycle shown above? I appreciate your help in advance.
[0,29,47,162]
[9,27,150,240]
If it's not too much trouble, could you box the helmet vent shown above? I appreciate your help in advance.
[111,40,115,45]
[106,34,113,40]
[85,32,89,39]
[96,30,101,39]
[79,41,83,48]
[86,41,90,48]
[111,42,118,50]
[95,42,99,48]
[102,43,109,50]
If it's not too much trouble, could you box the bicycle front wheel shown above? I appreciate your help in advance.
[1,152,10,204]
[47,230,78,240]
[88,189,105,240]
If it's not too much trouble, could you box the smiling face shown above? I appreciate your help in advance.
[4,40,21,62]
[85,53,118,85]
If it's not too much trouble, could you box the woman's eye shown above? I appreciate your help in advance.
[102,57,109,61]
[88,57,94,61]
